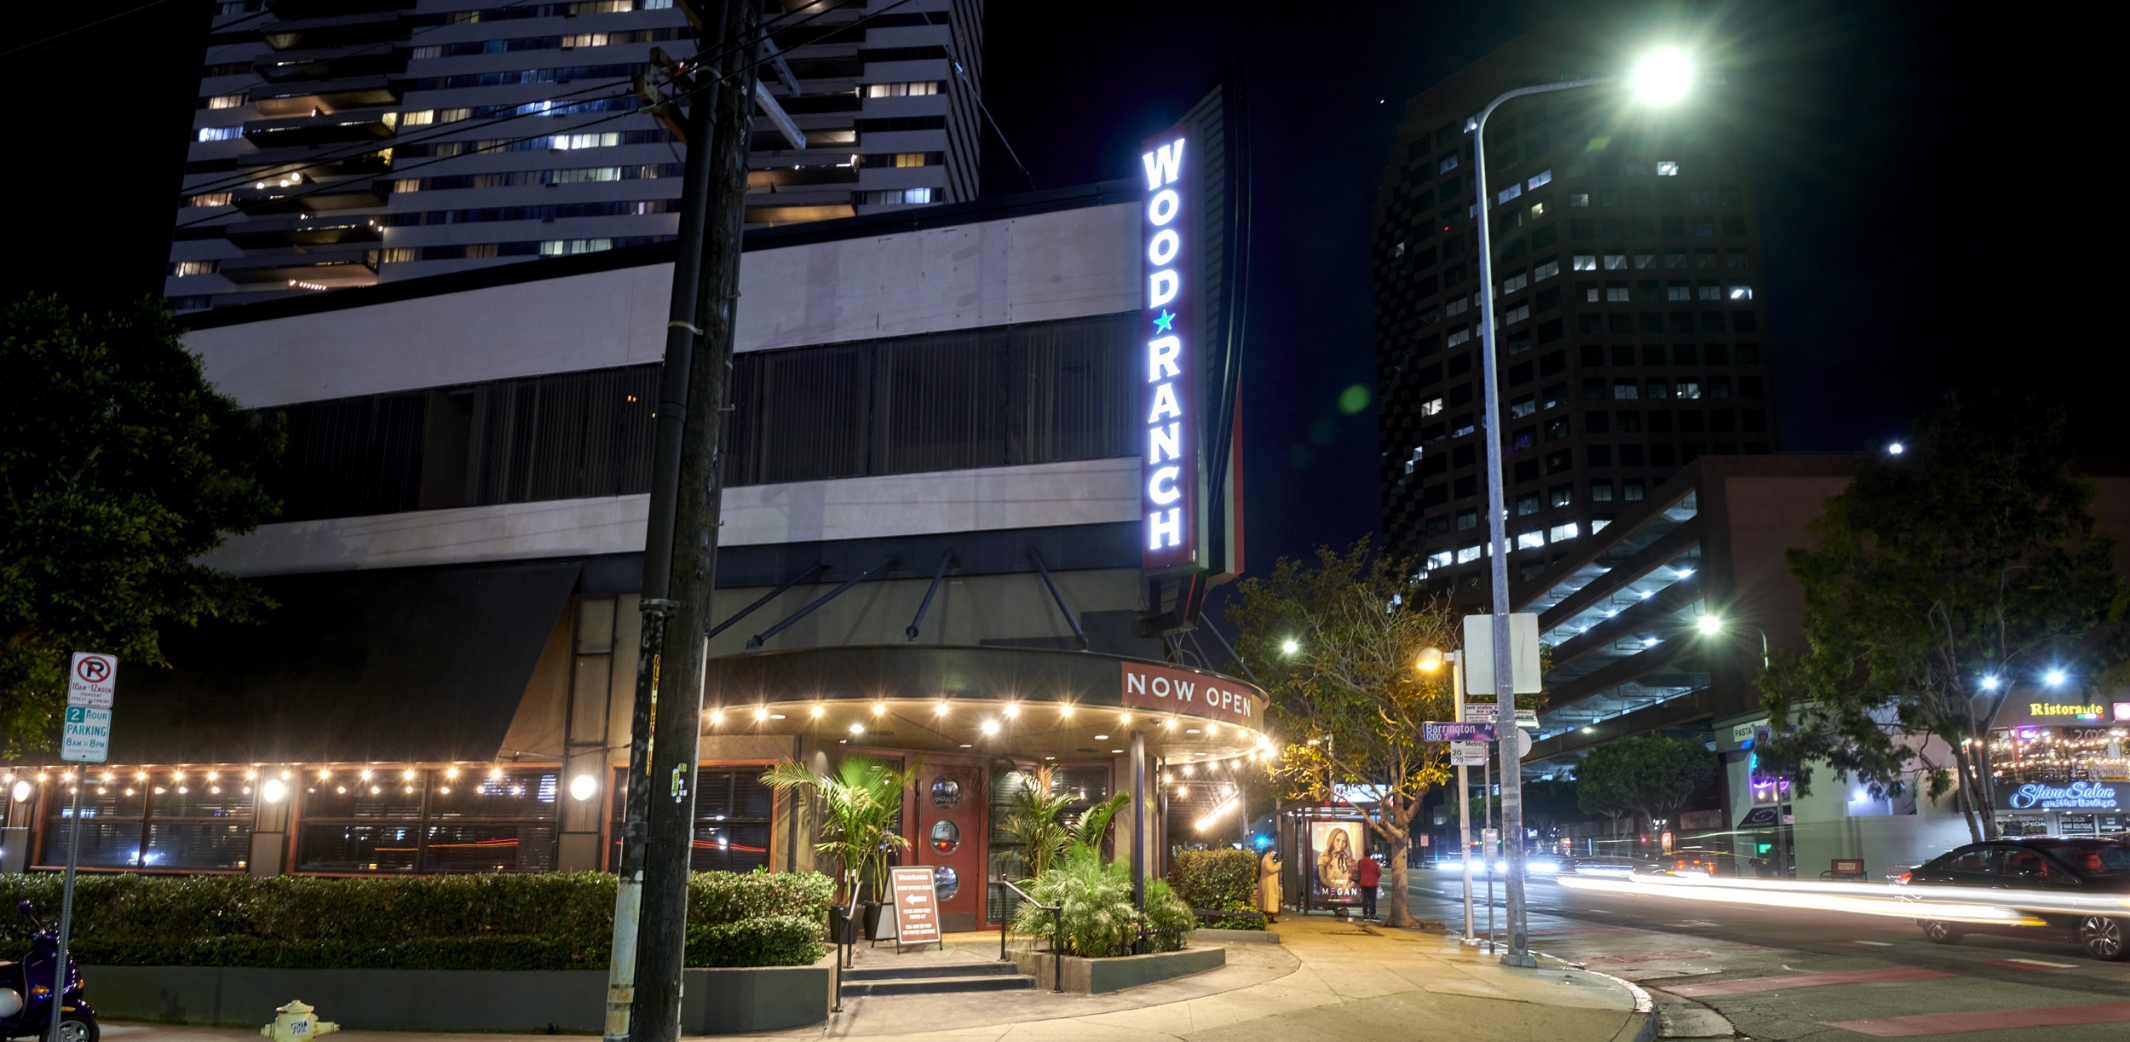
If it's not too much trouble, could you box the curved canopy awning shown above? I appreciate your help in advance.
[702,644,1272,763]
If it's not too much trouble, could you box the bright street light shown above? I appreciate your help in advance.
[1888,442,1905,455]
[1980,675,2001,691]
[1280,638,1300,656]
[1416,646,1445,672]
[1630,49,1694,104]
[1696,615,1723,636]
[2045,669,2068,686]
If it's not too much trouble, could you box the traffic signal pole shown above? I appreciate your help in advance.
[605,1,755,1039]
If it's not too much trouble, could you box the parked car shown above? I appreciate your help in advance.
[1896,837,2130,960]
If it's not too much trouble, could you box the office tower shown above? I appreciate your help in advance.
[1372,25,1776,593]
[167,0,983,311]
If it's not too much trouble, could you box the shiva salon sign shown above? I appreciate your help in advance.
[1997,780,2123,812]
[1119,661,1263,729]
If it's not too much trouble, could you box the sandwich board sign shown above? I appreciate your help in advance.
[889,866,943,947]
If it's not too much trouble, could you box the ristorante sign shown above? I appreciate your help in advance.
[1997,780,2123,812]
[1119,660,1262,729]
[1140,126,1200,573]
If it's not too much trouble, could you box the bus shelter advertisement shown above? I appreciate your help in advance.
[1309,819,1365,907]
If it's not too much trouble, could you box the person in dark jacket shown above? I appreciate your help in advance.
[1355,853,1383,920]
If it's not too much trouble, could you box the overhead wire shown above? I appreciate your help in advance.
[166,0,891,202]
[169,0,919,232]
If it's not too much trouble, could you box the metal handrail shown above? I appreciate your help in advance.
[997,878,1063,993]
[831,877,865,1013]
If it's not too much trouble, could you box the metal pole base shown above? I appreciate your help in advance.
[1500,952,1539,969]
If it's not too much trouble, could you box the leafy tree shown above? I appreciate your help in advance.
[1574,736,1716,834]
[1518,778,1589,844]
[0,295,279,754]
[1225,540,1460,927]
[1758,396,2128,843]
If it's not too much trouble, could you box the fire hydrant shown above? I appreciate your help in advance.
[260,999,339,1041]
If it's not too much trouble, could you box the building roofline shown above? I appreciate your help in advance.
[181,179,1141,330]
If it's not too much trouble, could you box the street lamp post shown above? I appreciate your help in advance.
[1471,49,1693,969]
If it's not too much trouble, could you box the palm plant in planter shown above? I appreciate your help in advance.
[761,755,914,940]
[995,765,1130,881]
[1012,842,1195,957]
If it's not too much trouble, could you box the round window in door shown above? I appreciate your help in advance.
[930,777,962,810]
[933,865,960,901]
[929,819,961,855]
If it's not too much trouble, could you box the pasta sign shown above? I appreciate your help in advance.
[1141,126,1199,572]
[1119,661,1261,729]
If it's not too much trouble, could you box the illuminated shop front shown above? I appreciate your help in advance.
[1990,692,2130,838]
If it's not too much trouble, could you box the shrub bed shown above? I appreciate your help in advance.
[1166,849,1265,929]
[0,870,830,971]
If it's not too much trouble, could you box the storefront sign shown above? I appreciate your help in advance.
[1119,660,1261,728]
[1308,819,1364,906]
[1992,696,2130,728]
[1139,126,1200,573]
[888,866,942,946]
[1998,780,2124,811]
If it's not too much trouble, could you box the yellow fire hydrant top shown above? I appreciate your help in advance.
[260,999,340,1041]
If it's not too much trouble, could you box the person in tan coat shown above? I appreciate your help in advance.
[1258,849,1283,923]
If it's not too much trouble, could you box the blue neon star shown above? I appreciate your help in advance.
[1153,310,1175,333]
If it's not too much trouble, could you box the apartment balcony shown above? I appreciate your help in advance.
[746,167,861,193]
[251,75,400,118]
[243,110,396,150]
[259,10,404,51]
[216,248,379,287]
[232,178,388,216]
[224,214,384,249]
[256,50,406,83]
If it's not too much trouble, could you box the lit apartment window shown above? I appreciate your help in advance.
[1497,183,1522,204]
[891,153,929,167]
[1445,327,1470,347]
[392,178,423,193]
[1549,522,1580,542]
[1676,380,1701,399]
[1656,160,1679,176]
[866,81,944,97]
[1509,395,1536,419]
[1456,545,1482,564]
[1533,259,1559,281]
[1573,254,1597,271]
[1613,380,1639,400]
[571,1,636,13]
[1603,253,1627,270]
[1501,272,1528,294]
[206,94,246,110]
[1729,284,1754,300]
[863,188,934,205]
[171,260,218,276]
[1451,417,1476,438]
[561,33,611,48]
[197,126,241,142]
[400,110,435,126]
[1426,550,1454,570]
[1527,169,1552,190]
[377,248,419,263]
[554,132,621,150]
[186,192,233,207]
[410,45,443,59]
[1502,303,1529,325]
[1549,485,1573,508]
[539,239,614,255]
[1420,397,1444,417]
[1439,155,1459,173]
[1516,530,1544,550]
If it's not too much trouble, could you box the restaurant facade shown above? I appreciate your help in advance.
[4,103,1266,931]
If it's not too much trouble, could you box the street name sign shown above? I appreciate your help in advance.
[888,866,942,947]
[1451,741,1489,767]
[67,652,116,708]
[1461,703,1539,728]
[1424,722,1497,743]
[61,705,110,763]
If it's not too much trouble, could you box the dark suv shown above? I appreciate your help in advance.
[1897,837,2130,960]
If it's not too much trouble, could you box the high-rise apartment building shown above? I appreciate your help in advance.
[167,0,983,311]
[1372,25,1776,594]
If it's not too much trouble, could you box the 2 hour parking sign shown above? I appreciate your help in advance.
[62,705,111,763]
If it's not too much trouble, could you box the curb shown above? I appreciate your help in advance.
[1577,967,1658,1042]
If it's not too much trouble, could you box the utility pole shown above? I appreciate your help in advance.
[605,1,756,1040]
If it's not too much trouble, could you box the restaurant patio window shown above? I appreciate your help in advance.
[296,766,560,873]
[986,763,1111,925]
[610,767,774,873]
[39,768,255,872]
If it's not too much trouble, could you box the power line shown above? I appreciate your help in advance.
[0,0,184,61]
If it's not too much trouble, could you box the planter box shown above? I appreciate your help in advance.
[1007,944,1224,994]
[82,959,832,1035]
[1195,928,1279,944]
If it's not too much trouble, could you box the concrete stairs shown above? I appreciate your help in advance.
[840,961,1036,996]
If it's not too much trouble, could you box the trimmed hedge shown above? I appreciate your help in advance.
[0,870,830,971]
[1166,849,1265,930]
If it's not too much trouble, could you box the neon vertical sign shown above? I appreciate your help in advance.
[1141,126,1198,572]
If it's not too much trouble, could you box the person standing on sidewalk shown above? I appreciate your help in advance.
[1355,852,1383,920]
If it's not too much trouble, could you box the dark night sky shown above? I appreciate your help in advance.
[5,1,2110,576]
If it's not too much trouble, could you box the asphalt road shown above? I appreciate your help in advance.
[1403,872,2130,1040]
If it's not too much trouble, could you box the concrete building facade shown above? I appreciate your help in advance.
[167,0,983,313]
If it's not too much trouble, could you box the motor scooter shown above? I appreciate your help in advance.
[0,901,98,1042]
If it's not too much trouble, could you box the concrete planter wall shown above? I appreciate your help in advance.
[83,959,832,1035]
[1007,944,1224,994]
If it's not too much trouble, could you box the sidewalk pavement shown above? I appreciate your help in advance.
[100,916,1652,1042]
